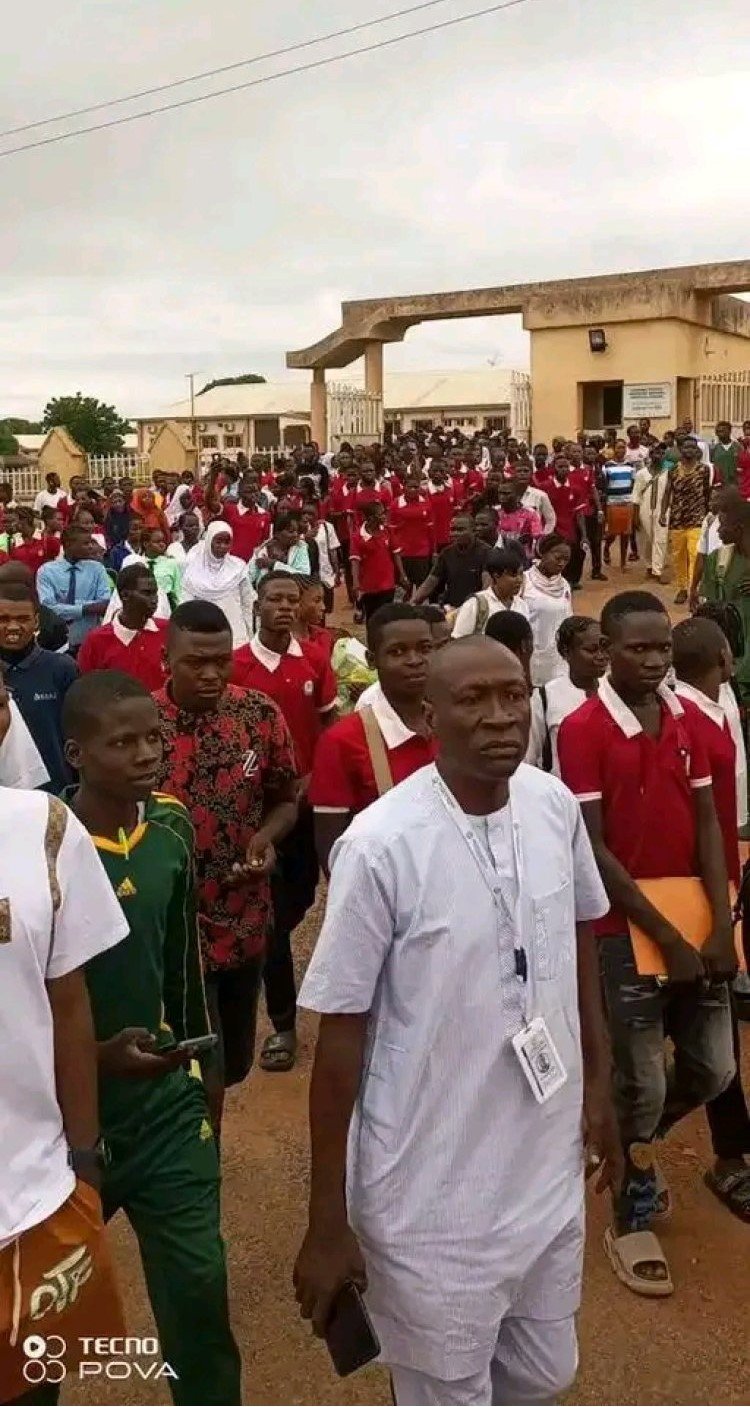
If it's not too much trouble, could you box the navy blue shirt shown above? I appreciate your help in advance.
[0,644,78,791]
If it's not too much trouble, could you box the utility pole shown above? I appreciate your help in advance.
[186,372,197,468]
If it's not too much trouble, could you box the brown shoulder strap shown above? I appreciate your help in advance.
[44,794,69,919]
[360,706,395,798]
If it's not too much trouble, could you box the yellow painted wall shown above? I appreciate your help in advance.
[148,423,198,476]
[37,428,86,489]
[530,318,750,443]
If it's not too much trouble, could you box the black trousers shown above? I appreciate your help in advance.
[401,555,431,588]
[563,540,585,587]
[263,808,319,1033]
[204,957,264,1088]
[361,589,395,620]
[585,512,603,575]
[338,539,354,598]
[705,999,750,1160]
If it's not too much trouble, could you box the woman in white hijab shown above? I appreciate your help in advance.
[181,520,256,648]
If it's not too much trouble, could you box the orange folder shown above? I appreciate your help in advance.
[628,877,745,977]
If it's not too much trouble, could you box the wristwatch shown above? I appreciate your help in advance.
[68,1139,107,1177]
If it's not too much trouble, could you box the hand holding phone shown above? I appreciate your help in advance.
[324,1281,380,1378]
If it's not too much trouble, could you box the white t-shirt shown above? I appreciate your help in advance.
[698,513,722,558]
[528,674,588,775]
[0,700,49,790]
[314,520,341,588]
[33,488,68,516]
[451,587,529,638]
[0,792,128,1243]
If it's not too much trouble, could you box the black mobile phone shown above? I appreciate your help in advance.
[324,1280,380,1378]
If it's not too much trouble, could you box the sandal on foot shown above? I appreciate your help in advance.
[603,1227,674,1298]
[704,1166,750,1223]
[259,1030,298,1072]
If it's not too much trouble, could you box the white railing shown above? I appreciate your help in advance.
[3,463,42,504]
[511,370,532,443]
[328,382,384,448]
[697,372,750,436]
[86,452,150,483]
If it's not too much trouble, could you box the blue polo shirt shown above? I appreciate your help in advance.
[0,644,78,792]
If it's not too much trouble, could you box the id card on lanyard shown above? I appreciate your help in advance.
[431,769,568,1104]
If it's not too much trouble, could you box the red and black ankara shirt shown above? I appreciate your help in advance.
[154,684,298,972]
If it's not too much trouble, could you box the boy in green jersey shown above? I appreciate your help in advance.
[62,669,241,1406]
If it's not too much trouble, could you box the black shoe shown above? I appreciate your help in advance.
[591,571,608,581]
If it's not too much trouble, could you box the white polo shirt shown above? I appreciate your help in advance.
[0,792,128,1244]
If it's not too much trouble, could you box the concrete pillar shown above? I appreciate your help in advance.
[310,368,327,450]
[364,340,384,397]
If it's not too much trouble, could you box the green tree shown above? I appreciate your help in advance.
[42,393,131,454]
[0,422,18,455]
[4,417,42,434]
[198,372,266,395]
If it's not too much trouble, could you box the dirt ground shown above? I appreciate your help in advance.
[69,565,750,1407]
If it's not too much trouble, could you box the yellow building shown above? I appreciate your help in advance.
[287,260,750,446]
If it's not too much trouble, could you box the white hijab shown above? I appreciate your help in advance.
[182,520,248,600]
[165,483,194,526]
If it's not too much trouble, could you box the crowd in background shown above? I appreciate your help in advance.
[2,415,750,1404]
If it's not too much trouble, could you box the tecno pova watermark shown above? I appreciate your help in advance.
[22,1333,178,1384]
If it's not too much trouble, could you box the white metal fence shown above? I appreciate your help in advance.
[697,372,750,435]
[511,370,532,443]
[86,452,150,484]
[328,382,384,448]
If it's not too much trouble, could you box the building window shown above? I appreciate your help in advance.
[413,418,434,432]
[199,434,218,449]
[224,434,243,448]
[580,382,623,431]
[484,414,508,432]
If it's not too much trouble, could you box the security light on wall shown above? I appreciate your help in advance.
[588,328,607,353]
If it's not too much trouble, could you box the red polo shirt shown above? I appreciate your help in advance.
[10,537,55,578]
[569,465,598,514]
[349,525,399,594]
[427,484,455,547]
[451,469,485,507]
[231,635,337,774]
[77,617,168,691]
[544,478,586,542]
[309,689,438,813]
[349,484,393,530]
[389,496,434,558]
[675,683,740,884]
[221,502,272,561]
[557,678,712,936]
[328,481,357,543]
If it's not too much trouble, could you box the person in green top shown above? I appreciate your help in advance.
[62,669,241,1406]
[710,421,741,487]
[701,488,750,703]
[144,523,182,609]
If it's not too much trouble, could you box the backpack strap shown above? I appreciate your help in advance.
[360,706,395,798]
[44,794,69,925]
[473,593,491,635]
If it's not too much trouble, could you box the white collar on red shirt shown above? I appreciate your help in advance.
[366,683,417,749]
[674,679,726,730]
[427,480,448,494]
[112,613,159,646]
[249,632,303,673]
[597,673,683,739]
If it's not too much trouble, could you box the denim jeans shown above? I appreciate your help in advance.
[600,933,735,1147]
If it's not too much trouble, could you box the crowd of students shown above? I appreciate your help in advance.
[1,427,750,1406]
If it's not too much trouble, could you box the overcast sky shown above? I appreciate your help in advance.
[1,0,748,419]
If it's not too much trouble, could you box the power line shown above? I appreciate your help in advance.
[0,0,534,160]
[0,0,455,139]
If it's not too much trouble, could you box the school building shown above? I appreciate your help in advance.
[286,259,750,447]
